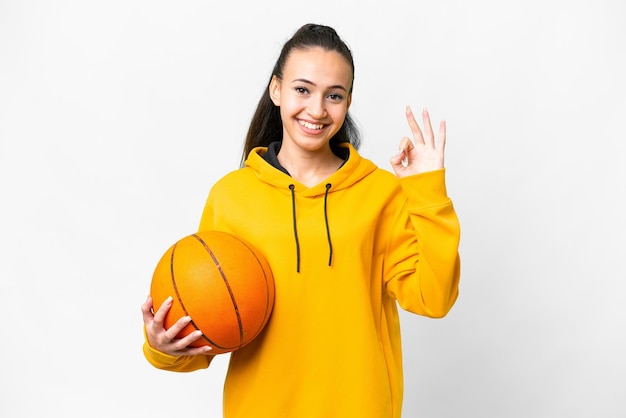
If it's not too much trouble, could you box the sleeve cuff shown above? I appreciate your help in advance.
[398,168,450,210]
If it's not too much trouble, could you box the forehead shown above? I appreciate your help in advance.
[283,47,353,87]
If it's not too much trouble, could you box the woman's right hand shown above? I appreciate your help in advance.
[141,295,213,356]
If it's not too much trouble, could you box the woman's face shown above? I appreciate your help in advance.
[269,47,352,154]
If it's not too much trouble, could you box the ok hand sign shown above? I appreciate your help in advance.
[390,106,446,178]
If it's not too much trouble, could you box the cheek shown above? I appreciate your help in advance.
[278,95,300,116]
[331,104,349,123]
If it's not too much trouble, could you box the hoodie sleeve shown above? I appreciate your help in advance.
[384,168,461,318]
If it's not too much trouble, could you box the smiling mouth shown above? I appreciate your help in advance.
[298,120,325,130]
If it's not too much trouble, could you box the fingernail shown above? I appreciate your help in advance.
[165,296,172,304]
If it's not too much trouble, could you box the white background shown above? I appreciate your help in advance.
[1,0,625,416]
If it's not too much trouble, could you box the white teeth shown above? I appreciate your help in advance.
[299,120,324,130]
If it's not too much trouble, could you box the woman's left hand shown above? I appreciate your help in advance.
[390,106,446,178]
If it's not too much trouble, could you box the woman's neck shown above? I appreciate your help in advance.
[277,144,343,187]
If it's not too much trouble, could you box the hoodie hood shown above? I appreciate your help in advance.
[244,142,378,272]
[245,142,378,197]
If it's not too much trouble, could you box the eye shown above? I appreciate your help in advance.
[295,87,309,95]
[328,93,344,102]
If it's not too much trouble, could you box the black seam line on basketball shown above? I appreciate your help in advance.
[170,242,232,350]
[192,233,244,347]
[198,334,229,349]
[234,237,273,340]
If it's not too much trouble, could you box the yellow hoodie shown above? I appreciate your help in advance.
[143,143,461,418]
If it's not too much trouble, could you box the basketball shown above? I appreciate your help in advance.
[150,230,275,354]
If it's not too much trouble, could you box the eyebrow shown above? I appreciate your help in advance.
[291,78,348,92]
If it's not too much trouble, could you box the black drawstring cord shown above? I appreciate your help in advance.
[324,183,333,267]
[289,184,301,273]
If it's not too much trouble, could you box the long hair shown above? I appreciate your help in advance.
[241,24,361,166]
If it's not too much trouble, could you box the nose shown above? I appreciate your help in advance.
[307,96,327,119]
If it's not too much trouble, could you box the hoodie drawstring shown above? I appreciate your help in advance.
[288,183,334,273]
[324,183,333,267]
[289,184,301,273]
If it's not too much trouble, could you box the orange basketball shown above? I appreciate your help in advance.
[150,230,275,354]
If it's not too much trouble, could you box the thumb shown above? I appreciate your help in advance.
[389,148,406,167]
[391,137,413,164]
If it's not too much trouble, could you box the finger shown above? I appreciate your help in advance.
[390,137,413,167]
[185,345,214,355]
[399,136,414,154]
[438,119,447,152]
[422,108,435,148]
[173,343,214,356]
[389,150,405,168]
[405,105,425,144]
[176,329,210,350]
[152,296,173,324]
[141,295,155,323]
[164,315,194,340]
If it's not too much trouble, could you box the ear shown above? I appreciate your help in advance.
[346,93,352,110]
[269,75,281,106]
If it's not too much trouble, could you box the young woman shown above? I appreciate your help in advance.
[141,23,461,418]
